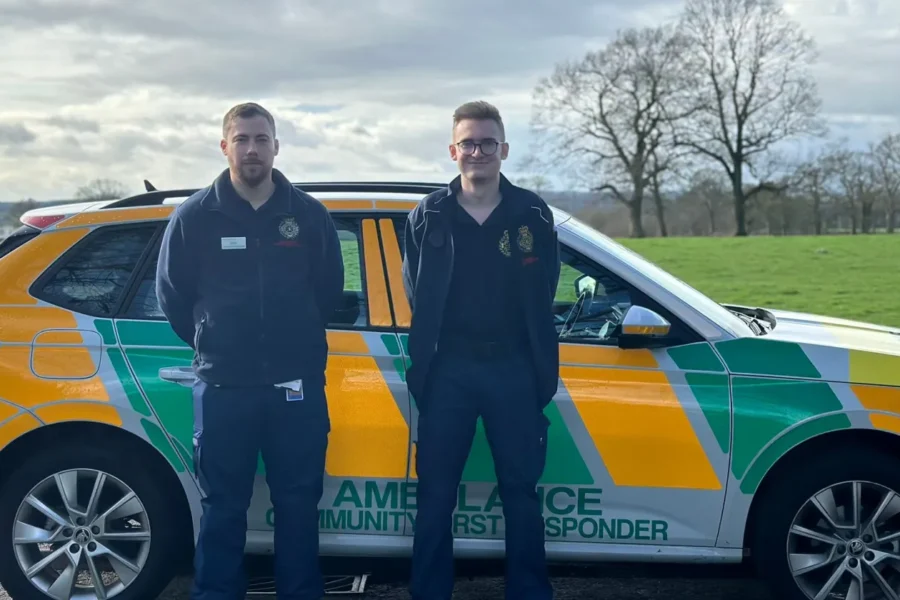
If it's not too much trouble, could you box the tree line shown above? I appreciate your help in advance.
[523,0,900,237]
[0,179,128,231]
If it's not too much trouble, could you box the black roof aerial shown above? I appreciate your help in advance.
[103,181,447,210]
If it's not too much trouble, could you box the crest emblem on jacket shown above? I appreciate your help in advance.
[517,225,533,253]
[279,216,299,239]
[498,230,511,257]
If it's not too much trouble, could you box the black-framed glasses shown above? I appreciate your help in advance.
[455,139,503,156]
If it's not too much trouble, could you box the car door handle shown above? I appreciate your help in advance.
[158,367,196,388]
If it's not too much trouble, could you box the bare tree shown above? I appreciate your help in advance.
[530,25,696,237]
[1,198,41,230]
[74,179,128,201]
[681,168,733,235]
[648,148,670,236]
[744,151,796,234]
[792,151,834,235]
[873,133,900,233]
[672,0,826,235]
[824,149,880,234]
[513,175,552,197]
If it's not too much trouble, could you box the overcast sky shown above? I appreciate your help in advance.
[1,0,898,202]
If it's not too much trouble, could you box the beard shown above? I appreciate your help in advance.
[236,162,269,188]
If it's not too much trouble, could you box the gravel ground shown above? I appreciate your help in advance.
[2,561,776,599]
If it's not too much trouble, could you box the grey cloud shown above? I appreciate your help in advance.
[44,116,101,133]
[275,119,323,149]
[0,0,664,101]
[16,134,85,162]
[1,0,647,42]
[859,0,880,17]
[812,33,900,119]
[13,126,210,167]
[2,0,897,201]
[0,123,37,144]
[295,104,344,114]
[108,130,170,157]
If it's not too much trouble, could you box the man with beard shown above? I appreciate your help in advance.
[402,100,560,600]
[156,102,344,600]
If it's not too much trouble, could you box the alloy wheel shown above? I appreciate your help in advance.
[788,480,900,600]
[12,468,152,600]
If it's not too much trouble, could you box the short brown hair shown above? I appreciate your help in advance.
[222,102,276,138]
[452,100,505,139]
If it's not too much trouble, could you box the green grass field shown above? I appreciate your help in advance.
[340,234,899,329]
[618,234,900,329]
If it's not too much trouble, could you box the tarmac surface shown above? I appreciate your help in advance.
[161,560,776,599]
[0,559,777,600]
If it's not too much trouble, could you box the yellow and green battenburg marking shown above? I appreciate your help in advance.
[379,333,595,485]
[712,337,853,493]
[87,317,890,497]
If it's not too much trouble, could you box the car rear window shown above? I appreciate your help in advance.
[0,225,41,261]
[31,224,159,317]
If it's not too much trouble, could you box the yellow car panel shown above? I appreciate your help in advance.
[3,184,900,600]
[0,228,89,304]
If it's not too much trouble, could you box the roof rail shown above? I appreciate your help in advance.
[102,181,448,210]
[103,189,201,209]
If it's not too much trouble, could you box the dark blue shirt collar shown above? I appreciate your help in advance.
[446,172,528,217]
[203,168,295,218]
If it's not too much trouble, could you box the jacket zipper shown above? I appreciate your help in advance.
[429,217,452,352]
[257,237,265,324]
[257,237,267,379]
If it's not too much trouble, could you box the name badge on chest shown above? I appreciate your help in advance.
[221,236,247,250]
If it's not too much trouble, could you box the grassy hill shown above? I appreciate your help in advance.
[340,232,897,329]
[618,234,900,328]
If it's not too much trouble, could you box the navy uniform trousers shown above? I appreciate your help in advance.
[190,376,330,600]
[410,341,554,600]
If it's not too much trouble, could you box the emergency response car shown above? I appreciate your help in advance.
[1,181,899,600]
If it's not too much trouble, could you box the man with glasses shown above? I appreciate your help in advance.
[401,100,561,600]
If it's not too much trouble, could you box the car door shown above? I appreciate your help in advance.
[113,214,412,537]
[547,242,731,548]
[382,217,730,547]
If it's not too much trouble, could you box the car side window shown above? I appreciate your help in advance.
[122,217,371,329]
[33,224,159,318]
[123,250,164,319]
[555,244,697,347]
[554,246,634,344]
[333,219,367,328]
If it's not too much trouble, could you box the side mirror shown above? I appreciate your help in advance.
[617,306,671,349]
[574,274,597,297]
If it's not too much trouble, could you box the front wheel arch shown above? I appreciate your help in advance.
[743,426,900,552]
[743,433,900,599]
[0,420,195,570]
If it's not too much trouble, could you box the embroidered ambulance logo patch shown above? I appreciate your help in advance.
[279,216,299,239]
[498,230,511,257]
[517,225,533,253]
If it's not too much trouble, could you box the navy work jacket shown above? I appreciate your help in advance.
[401,173,561,409]
[156,168,344,387]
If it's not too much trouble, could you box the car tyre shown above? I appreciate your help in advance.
[751,446,900,600]
[0,441,183,600]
